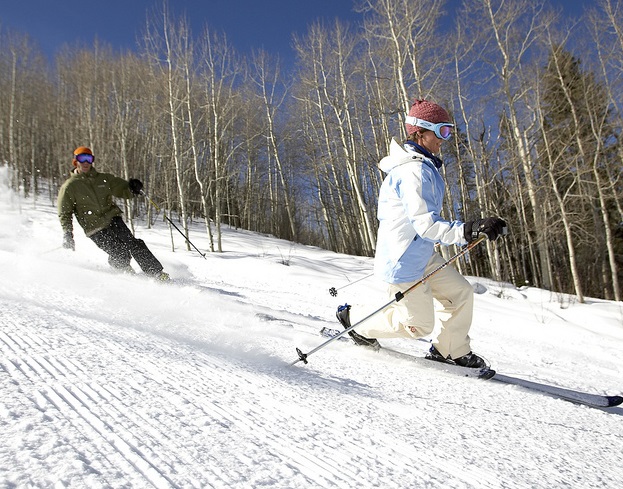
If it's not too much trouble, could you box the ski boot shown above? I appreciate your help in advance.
[336,304,380,350]
[426,345,487,369]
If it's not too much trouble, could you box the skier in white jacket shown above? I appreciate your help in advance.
[337,99,506,368]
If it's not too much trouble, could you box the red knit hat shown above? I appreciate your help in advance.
[405,99,451,135]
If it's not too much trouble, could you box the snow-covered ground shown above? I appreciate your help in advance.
[1,167,622,488]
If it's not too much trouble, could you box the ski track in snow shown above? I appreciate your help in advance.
[3,283,623,489]
[2,300,503,488]
[1,177,623,488]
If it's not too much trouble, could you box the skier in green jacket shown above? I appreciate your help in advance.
[58,146,169,280]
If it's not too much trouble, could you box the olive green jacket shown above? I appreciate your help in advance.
[57,168,134,236]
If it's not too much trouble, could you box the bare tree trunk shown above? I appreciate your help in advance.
[537,101,585,302]
[181,31,214,255]
[482,0,554,289]
[588,1,623,300]
[250,50,297,240]
[161,10,190,251]
[199,28,244,252]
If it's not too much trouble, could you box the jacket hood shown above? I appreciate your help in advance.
[378,138,423,173]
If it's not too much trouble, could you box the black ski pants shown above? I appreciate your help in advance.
[90,216,163,275]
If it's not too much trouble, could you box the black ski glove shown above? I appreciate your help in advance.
[63,232,75,251]
[129,178,143,195]
[464,217,507,242]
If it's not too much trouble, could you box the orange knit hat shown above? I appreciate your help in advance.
[73,146,94,166]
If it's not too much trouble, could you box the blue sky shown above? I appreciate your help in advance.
[1,0,588,65]
[0,0,361,63]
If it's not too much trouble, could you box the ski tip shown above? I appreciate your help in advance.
[606,395,623,407]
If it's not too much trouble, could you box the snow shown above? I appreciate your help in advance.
[1,167,622,488]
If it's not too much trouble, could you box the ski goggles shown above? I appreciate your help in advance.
[75,153,94,164]
[405,116,454,140]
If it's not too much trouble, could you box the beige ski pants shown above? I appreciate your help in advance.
[356,252,474,359]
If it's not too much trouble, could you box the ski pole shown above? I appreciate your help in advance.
[292,235,488,366]
[328,272,374,297]
[141,190,207,259]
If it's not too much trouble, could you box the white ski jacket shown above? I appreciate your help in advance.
[374,139,467,284]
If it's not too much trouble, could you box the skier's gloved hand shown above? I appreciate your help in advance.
[63,232,75,251]
[129,178,143,195]
[464,217,507,242]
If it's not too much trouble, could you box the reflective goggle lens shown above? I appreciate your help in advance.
[438,125,452,140]
[75,153,94,163]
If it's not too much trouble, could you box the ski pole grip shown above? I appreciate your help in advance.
[142,191,162,212]
[477,227,507,241]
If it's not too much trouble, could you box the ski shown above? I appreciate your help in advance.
[319,327,495,380]
[490,374,623,408]
[319,327,623,408]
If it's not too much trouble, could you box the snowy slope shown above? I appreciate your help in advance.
[1,168,622,488]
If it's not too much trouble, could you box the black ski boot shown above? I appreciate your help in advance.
[426,345,487,369]
[453,351,487,369]
[336,304,380,350]
[425,345,448,363]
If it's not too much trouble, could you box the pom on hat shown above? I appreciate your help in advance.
[405,99,451,135]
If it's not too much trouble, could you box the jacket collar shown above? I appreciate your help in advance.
[404,141,444,169]
[72,167,98,178]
